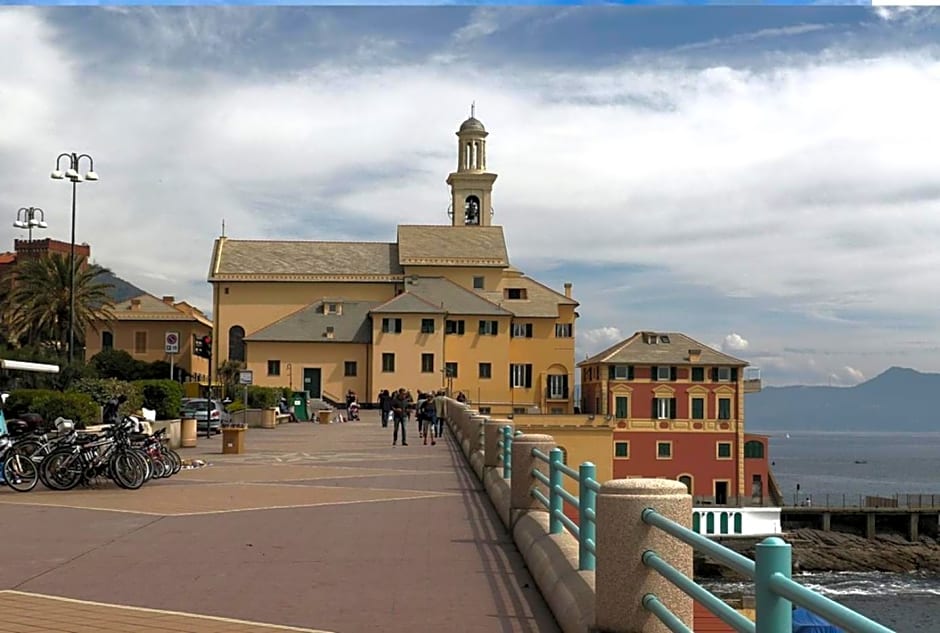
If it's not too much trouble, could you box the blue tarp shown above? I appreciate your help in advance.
[793,607,844,633]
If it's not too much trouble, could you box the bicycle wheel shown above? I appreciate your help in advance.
[3,453,38,492]
[40,448,82,491]
[164,448,182,475]
[110,451,146,490]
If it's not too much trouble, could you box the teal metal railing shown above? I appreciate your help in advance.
[493,425,895,633]
[641,508,894,633]
[528,445,600,571]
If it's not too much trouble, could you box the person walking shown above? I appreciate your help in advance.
[379,389,392,428]
[391,388,408,446]
[421,396,437,446]
[433,389,446,438]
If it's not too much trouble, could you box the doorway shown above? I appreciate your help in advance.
[752,474,763,504]
[714,481,729,505]
[303,368,322,398]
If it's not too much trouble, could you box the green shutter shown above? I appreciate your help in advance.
[670,366,677,381]
[493,321,499,336]
[525,364,532,388]
[651,366,658,382]
[731,367,739,381]
[609,366,615,380]
[628,365,635,380]
[670,398,677,419]
[479,320,486,334]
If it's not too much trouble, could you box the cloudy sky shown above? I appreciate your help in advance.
[2,6,939,386]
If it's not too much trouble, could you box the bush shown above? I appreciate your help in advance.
[135,379,183,420]
[70,377,143,417]
[245,386,282,409]
[90,349,141,380]
[3,389,98,426]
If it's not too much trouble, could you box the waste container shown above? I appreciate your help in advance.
[261,408,276,429]
[318,409,332,424]
[181,417,197,448]
[292,392,309,421]
[222,426,246,454]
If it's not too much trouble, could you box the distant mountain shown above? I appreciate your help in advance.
[97,269,146,304]
[746,367,939,432]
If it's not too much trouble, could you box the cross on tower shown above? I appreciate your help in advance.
[471,101,475,118]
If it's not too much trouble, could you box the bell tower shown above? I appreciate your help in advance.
[446,104,498,227]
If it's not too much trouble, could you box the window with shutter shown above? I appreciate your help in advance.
[692,367,705,382]
[670,366,678,381]
[651,366,658,382]
[692,398,704,419]
[628,365,635,380]
[669,398,677,419]
[609,366,616,380]
[718,398,732,419]
[657,366,671,381]
[731,367,739,381]
[615,396,628,419]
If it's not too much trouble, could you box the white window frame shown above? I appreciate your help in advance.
[718,367,732,382]
[510,364,528,388]
[657,366,671,381]
[614,365,630,379]
[555,323,572,338]
[512,322,528,338]
[656,397,670,420]
[547,375,566,399]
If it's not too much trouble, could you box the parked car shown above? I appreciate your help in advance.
[180,399,231,435]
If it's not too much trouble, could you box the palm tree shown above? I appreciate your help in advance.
[7,253,115,356]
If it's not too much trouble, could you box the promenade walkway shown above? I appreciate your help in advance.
[0,411,558,632]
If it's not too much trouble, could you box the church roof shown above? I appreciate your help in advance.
[397,225,509,268]
[245,300,378,343]
[479,275,578,318]
[459,116,486,134]
[404,276,511,316]
[210,238,403,281]
[579,332,747,367]
[371,292,446,314]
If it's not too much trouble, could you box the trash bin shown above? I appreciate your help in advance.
[181,417,197,448]
[261,408,276,429]
[222,426,246,454]
[318,409,332,424]
[292,391,309,421]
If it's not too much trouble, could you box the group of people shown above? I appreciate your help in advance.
[377,388,447,446]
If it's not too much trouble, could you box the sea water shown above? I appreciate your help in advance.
[729,430,940,630]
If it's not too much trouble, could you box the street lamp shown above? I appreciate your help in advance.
[51,152,98,365]
[13,207,48,242]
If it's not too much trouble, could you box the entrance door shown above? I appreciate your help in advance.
[303,368,322,398]
[714,481,729,505]
[752,474,763,504]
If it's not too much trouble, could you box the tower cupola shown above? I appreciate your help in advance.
[447,104,498,227]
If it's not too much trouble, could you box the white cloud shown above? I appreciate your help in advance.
[3,9,940,384]
[844,366,866,383]
[577,326,623,360]
[723,333,750,352]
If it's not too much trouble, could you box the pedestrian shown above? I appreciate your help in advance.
[421,397,437,446]
[391,388,408,446]
[433,389,446,438]
[379,389,392,428]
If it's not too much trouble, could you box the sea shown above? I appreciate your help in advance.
[708,430,940,631]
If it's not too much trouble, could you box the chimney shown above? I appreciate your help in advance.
[162,295,175,304]
[688,349,702,362]
[130,298,141,311]
[564,282,572,298]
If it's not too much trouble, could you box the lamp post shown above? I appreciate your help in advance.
[51,152,98,365]
[13,207,48,242]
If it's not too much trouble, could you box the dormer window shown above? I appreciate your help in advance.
[323,302,342,315]
[659,335,670,344]
[325,326,335,339]
[505,288,527,300]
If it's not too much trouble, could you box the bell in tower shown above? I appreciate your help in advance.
[446,104,498,227]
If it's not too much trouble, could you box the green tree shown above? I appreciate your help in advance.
[7,254,115,355]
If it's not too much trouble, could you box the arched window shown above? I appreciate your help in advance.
[228,325,246,362]
[678,475,693,494]
[102,331,114,350]
[464,195,481,225]
[744,440,765,459]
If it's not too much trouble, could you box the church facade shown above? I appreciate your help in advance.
[207,113,578,414]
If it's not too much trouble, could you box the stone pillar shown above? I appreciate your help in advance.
[484,419,511,468]
[595,479,693,633]
[470,415,486,453]
[866,513,877,539]
[909,513,920,542]
[510,434,556,525]
[821,512,831,532]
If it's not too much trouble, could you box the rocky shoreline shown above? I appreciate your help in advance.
[695,528,940,578]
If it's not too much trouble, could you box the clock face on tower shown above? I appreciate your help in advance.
[464,195,481,225]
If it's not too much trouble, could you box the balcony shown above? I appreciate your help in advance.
[545,386,569,400]
[744,367,762,393]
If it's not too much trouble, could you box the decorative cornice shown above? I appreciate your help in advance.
[400,258,506,266]
[209,273,405,283]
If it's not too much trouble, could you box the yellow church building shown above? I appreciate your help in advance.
[207,112,578,415]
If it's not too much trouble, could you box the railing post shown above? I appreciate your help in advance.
[755,536,792,633]
[596,479,692,633]
[484,419,509,469]
[510,434,555,527]
[579,461,596,571]
[549,447,564,534]
[502,426,512,479]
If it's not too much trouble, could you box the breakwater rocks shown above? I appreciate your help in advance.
[695,529,940,578]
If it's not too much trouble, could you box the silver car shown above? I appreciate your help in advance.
[180,399,231,435]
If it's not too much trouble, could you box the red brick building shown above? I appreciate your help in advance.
[0,238,91,280]
[578,331,774,506]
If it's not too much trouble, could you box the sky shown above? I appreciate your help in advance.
[1,6,939,387]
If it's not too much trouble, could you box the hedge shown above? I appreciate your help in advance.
[134,379,183,420]
[70,377,143,418]
[245,386,284,409]
[3,389,99,426]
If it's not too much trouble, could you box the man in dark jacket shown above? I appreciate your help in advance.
[391,388,408,446]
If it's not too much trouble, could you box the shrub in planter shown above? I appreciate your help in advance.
[246,386,280,409]
[70,377,143,417]
[3,389,98,426]
[135,379,183,420]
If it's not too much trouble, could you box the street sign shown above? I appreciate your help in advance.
[165,331,180,354]
[239,370,253,385]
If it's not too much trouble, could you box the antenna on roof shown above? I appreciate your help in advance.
[221,218,226,237]
[471,101,475,118]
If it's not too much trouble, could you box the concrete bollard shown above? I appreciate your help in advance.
[595,479,693,633]
[510,434,556,527]
[470,415,487,453]
[484,419,511,468]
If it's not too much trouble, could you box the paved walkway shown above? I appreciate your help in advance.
[0,411,559,633]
